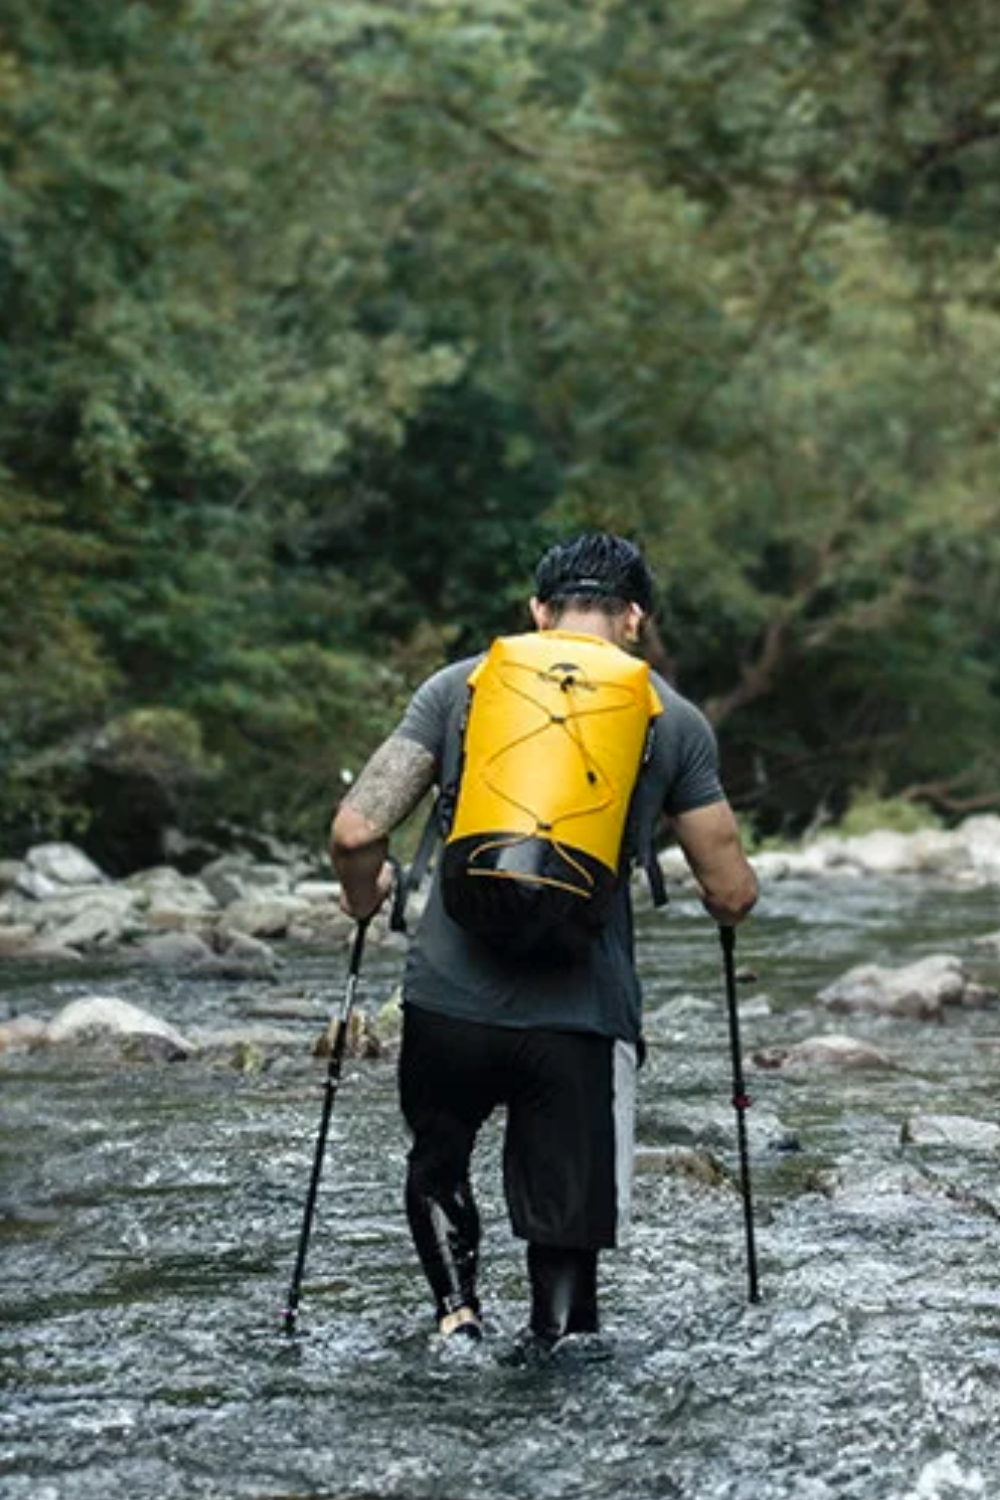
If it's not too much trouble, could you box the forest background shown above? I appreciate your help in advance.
[2,0,999,874]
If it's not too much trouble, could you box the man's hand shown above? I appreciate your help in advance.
[330,802,394,921]
[337,857,394,922]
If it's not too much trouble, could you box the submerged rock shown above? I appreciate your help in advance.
[633,1144,727,1187]
[0,1015,51,1054]
[753,1033,895,1071]
[637,1100,796,1155]
[901,1113,1000,1153]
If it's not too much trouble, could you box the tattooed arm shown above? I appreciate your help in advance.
[330,734,437,920]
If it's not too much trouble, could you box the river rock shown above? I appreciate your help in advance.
[0,1015,51,1053]
[312,1008,382,1059]
[125,867,219,928]
[957,814,1000,881]
[15,867,64,900]
[633,1144,727,1186]
[750,845,846,882]
[753,1034,895,1071]
[835,829,967,877]
[637,1101,796,1154]
[216,894,313,940]
[292,879,340,905]
[817,954,996,1021]
[37,887,147,951]
[287,906,359,947]
[25,842,108,886]
[751,815,1000,886]
[46,995,194,1056]
[212,931,280,977]
[136,930,218,968]
[901,1113,1000,1152]
[199,854,293,907]
[191,1023,306,1061]
[0,924,38,956]
[2,935,85,963]
[136,928,278,977]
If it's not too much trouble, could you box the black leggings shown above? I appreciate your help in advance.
[406,1169,598,1338]
[400,1005,625,1334]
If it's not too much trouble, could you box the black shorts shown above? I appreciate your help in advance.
[398,1003,637,1250]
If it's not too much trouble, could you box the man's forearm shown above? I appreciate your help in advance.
[330,735,436,920]
[671,802,758,926]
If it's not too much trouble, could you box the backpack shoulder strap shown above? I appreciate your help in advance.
[388,795,443,935]
[389,669,476,934]
[637,718,669,909]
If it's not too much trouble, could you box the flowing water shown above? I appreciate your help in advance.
[3,875,1000,1500]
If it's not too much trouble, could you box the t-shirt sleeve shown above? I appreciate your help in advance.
[658,688,727,815]
[395,661,471,768]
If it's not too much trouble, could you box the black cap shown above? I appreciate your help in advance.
[534,534,655,614]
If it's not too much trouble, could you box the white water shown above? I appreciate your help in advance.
[2,876,1000,1499]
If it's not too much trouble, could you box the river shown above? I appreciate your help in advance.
[2,874,1000,1499]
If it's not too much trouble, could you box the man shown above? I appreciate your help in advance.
[331,533,757,1353]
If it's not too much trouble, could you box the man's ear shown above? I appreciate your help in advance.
[625,603,645,644]
[529,596,553,630]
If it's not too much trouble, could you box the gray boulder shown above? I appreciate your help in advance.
[46,995,194,1057]
[25,843,108,886]
[39,888,147,951]
[136,928,278,978]
[125,867,219,929]
[817,953,996,1021]
[136,930,218,969]
[217,894,313,940]
[199,855,293,907]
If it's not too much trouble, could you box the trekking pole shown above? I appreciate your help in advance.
[283,917,370,1335]
[719,925,761,1304]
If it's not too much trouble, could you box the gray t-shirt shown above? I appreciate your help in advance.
[397,650,725,1044]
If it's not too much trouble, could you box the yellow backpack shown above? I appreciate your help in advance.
[439,631,664,958]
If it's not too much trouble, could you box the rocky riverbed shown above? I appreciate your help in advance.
[4,814,1000,967]
[2,817,999,1078]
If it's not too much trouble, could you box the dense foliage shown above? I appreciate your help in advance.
[2,0,999,866]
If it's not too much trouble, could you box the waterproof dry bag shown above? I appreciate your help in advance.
[441,631,662,957]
